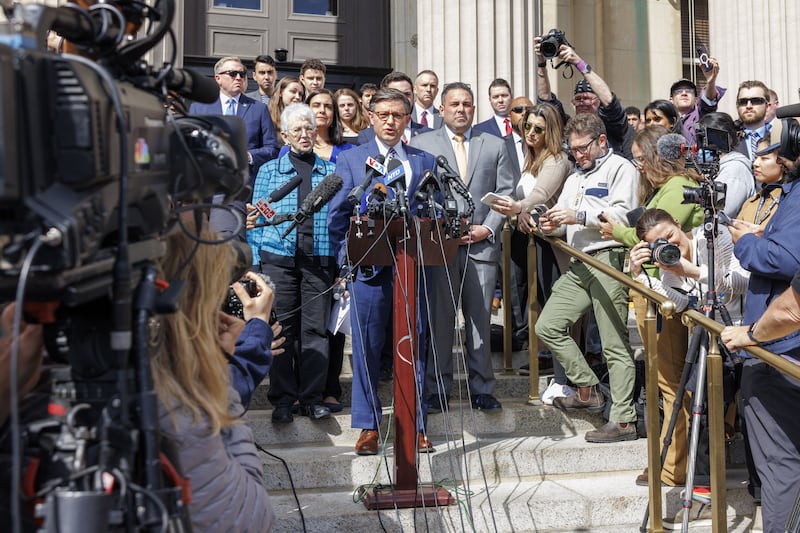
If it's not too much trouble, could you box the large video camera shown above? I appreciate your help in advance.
[682,124,728,210]
[0,1,249,531]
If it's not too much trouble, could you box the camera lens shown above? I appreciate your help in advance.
[653,242,681,266]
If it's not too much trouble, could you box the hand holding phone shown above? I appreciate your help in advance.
[717,212,733,226]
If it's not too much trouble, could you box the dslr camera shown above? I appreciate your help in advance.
[646,238,681,267]
[539,29,570,59]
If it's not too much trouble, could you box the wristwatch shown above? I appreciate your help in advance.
[576,211,587,226]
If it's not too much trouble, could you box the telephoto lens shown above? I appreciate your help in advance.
[647,238,681,267]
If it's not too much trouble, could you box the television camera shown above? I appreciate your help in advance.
[0,1,249,531]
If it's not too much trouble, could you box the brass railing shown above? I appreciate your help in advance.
[499,229,800,533]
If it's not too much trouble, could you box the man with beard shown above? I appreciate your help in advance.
[734,80,772,162]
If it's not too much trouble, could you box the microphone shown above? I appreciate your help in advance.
[367,182,388,205]
[656,133,689,161]
[165,67,221,104]
[249,175,304,219]
[776,103,800,119]
[385,159,408,217]
[436,155,461,180]
[281,173,344,238]
[348,155,387,205]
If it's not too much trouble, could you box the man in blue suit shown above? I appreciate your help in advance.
[190,56,279,238]
[473,78,514,139]
[328,88,437,456]
[189,56,278,182]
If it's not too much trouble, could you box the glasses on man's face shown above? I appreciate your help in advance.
[221,70,247,79]
[572,96,598,105]
[672,88,694,96]
[523,123,545,134]
[737,97,767,107]
[373,110,408,123]
[568,137,597,155]
[511,105,533,114]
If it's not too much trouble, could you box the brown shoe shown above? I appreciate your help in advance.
[553,385,605,413]
[355,429,379,455]
[585,420,637,443]
[418,433,435,453]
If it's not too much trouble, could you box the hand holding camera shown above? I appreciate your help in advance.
[232,272,275,325]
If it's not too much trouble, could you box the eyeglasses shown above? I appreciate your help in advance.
[511,105,533,114]
[632,156,646,168]
[373,111,408,122]
[568,137,597,155]
[572,96,598,105]
[221,70,247,79]
[672,88,695,96]
[523,123,545,134]
[737,97,767,107]
[286,125,315,137]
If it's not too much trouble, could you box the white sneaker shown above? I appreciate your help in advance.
[541,379,576,405]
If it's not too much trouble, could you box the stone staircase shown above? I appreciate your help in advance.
[246,360,757,532]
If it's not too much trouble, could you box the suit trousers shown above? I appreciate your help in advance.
[535,249,637,422]
[632,292,689,486]
[425,247,497,398]
[263,259,335,407]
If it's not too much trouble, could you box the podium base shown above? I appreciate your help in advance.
[364,484,456,510]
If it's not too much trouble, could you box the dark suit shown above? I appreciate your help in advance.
[190,93,279,180]
[410,127,515,398]
[356,121,433,145]
[413,106,443,129]
[473,116,509,138]
[327,140,436,430]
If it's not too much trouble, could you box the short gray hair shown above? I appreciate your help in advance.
[280,103,316,133]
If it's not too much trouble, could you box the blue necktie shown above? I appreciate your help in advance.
[225,98,236,116]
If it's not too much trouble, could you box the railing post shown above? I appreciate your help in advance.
[645,300,664,532]
[706,331,727,532]
[501,220,513,374]
[527,233,540,404]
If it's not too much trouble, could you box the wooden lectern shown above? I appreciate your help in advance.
[347,215,458,509]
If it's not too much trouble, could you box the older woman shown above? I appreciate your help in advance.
[268,76,306,137]
[248,103,338,424]
[335,87,370,144]
[489,102,572,403]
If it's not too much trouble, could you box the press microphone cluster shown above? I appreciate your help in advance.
[385,159,408,218]
[348,155,387,205]
[249,175,304,220]
[281,173,344,238]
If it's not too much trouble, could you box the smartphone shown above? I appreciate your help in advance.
[480,192,505,206]
[597,213,608,223]
[696,42,713,72]
[533,204,548,215]
[717,212,733,226]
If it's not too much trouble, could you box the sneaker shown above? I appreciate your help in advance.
[662,502,714,530]
[585,420,638,443]
[553,385,605,413]
[540,379,576,406]
[518,363,530,376]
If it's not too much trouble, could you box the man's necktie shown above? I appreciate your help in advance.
[504,117,512,136]
[225,98,236,116]
[386,147,398,161]
[454,134,468,181]
[748,130,761,160]
[420,110,429,127]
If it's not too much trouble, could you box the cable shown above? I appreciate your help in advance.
[255,443,307,533]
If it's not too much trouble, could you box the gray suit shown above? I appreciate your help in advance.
[410,127,514,397]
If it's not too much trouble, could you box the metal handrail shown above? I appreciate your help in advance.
[499,228,798,533]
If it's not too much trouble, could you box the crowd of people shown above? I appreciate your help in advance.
[5,38,800,532]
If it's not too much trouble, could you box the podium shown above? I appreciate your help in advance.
[347,216,458,509]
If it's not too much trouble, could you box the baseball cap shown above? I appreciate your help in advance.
[574,79,594,95]
[670,78,698,96]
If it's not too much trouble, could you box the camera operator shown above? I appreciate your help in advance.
[154,227,276,531]
[533,33,634,160]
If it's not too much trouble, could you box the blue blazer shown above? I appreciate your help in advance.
[190,93,279,178]
[356,121,432,145]
[327,140,436,269]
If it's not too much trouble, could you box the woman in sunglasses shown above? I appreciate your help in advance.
[489,102,573,404]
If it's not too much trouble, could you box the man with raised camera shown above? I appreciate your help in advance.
[535,113,639,443]
[534,32,633,160]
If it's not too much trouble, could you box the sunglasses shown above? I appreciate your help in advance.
[511,105,533,114]
[523,123,545,134]
[221,70,247,79]
[737,97,767,107]
[672,88,695,96]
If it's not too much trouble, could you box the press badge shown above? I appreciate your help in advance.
[572,193,583,210]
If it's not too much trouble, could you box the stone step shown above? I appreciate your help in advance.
[246,397,604,447]
[258,433,649,492]
[266,469,754,533]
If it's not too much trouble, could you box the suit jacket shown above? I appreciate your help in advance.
[410,127,515,262]
[473,117,505,138]
[413,106,443,129]
[190,93,279,179]
[327,140,436,271]
[504,133,523,189]
[356,121,433,145]
[245,89,271,106]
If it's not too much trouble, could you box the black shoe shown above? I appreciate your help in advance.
[471,394,502,411]
[427,394,449,413]
[271,405,294,424]
[301,403,331,420]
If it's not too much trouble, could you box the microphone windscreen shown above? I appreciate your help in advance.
[302,173,344,213]
[657,133,688,161]
[776,103,800,119]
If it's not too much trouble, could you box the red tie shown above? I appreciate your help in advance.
[420,110,429,127]
[504,117,512,136]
